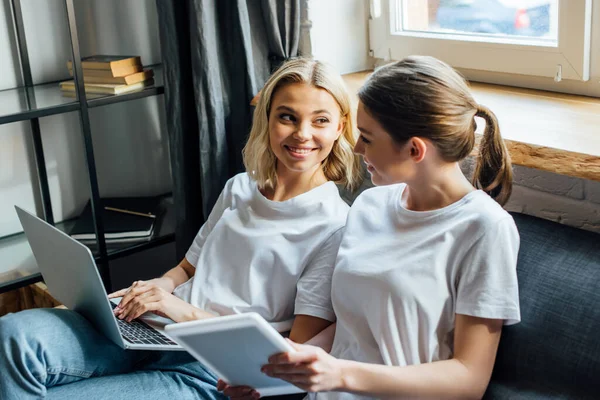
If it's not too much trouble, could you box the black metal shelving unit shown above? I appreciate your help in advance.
[0,0,173,294]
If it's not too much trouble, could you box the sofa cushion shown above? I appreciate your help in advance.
[484,213,600,399]
[485,381,573,400]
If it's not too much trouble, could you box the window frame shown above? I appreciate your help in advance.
[368,0,593,81]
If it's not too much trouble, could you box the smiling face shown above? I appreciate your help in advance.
[268,82,344,179]
[354,101,415,186]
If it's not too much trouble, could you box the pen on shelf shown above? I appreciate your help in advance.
[104,206,156,219]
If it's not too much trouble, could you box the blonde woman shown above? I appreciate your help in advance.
[262,56,521,400]
[0,59,361,400]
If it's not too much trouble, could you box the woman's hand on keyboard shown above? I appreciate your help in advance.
[109,277,174,299]
[109,280,213,323]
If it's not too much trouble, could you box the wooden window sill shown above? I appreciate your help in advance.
[342,71,600,182]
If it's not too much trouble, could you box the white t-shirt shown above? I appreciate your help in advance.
[313,183,520,400]
[172,173,349,332]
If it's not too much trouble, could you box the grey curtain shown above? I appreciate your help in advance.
[156,0,300,259]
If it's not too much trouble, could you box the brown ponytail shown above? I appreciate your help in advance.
[472,104,512,205]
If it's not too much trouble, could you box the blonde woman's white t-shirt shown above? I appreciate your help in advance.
[312,183,520,400]
[173,172,349,332]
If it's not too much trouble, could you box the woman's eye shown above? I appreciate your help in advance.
[315,117,330,124]
[360,135,371,144]
[279,114,295,121]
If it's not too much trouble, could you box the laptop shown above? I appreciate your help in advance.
[15,206,183,351]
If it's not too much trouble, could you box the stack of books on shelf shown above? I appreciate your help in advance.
[69,196,163,245]
[60,55,154,97]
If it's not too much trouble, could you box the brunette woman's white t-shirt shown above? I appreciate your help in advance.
[312,184,520,400]
[172,172,349,332]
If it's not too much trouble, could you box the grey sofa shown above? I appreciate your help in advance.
[484,212,600,399]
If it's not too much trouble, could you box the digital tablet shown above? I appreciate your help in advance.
[165,312,304,397]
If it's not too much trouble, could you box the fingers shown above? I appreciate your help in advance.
[217,380,260,400]
[262,342,329,394]
[126,300,162,322]
[268,349,319,364]
[116,292,162,322]
[223,386,260,399]
[286,338,302,350]
[115,281,154,311]
[265,372,313,386]
[262,368,322,393]
[129,297,162,322]
[262,361,317,376]
[107,288,129,299]
[114,288,151,318]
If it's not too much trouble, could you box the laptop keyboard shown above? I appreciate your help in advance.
[110,302,178,346]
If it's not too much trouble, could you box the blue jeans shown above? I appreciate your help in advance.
[0,308,228,400]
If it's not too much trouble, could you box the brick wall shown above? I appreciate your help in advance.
[461,158,600,234]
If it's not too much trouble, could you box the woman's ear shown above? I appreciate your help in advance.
[335,116,346,141]
[409,137,427,163]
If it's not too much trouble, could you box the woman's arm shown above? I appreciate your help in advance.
[265,314,502,400]
[109,257,194,298]
[108,257,195,298]
[159,257,196,292]
[108,257,214,323]
[304,322,336,352]
[289,315,333,344]
[337,315,502,399]
[109,178,235,321]
[290,229,343,346]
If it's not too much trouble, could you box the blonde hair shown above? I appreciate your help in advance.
[243,58,362,191]
[358,56,512,205]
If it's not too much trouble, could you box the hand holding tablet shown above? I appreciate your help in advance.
[165,312,304,397]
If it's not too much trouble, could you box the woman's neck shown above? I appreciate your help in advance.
[402,163,475,212]
[265,164,328,202]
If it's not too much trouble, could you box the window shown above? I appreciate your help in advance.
[369,0,593,81]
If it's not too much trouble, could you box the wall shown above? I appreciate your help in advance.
[308,0,600,234]
[308,0,373,74]
[0,0,171,239]
[461,159,600,234]
[506,168,600,233]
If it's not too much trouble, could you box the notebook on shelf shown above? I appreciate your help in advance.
[67,68,154,85]
[59,78,155,96]
[68,63,143,78]
[70,196,164,243]
[66,55,142,73]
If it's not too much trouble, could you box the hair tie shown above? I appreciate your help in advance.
[475,105,486,118]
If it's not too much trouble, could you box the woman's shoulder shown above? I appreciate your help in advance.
[225,172,255,194]
[468,191,512,219]
[228,171,251,185]
[339,184,401,229]
[350,183,402,210]
[211,173,255,211]
[462,191,518,235]
[316,182,351,223]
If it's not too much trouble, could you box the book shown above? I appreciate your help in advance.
[67,55,141,71]
[70,197,163,243]
[59,78,154,95]
[67,68,154,85]
[68,64,144,78]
